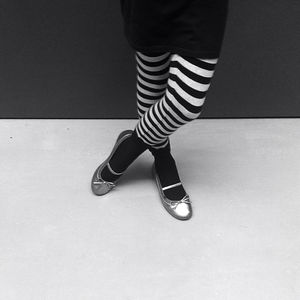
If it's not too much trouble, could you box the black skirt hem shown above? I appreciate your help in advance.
[124,36,222,59]
[123,24,223,59]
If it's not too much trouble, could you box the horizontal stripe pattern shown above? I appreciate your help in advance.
[135,52,218,149]
[135,51,172,148]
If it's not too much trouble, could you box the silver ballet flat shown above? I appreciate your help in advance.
[152,162,193,221]
[91,129,133,196]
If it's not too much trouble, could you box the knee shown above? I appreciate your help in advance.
[184,108,203,121]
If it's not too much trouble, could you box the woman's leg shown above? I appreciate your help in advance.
[135,51,172,145]
[134,53,219,200]
[100,51,171,183]
[135,53,218,148]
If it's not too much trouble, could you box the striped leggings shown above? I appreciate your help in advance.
[134,51,218,149]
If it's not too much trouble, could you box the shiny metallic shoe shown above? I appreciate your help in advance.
[152,162,192,220]
[91,129,133,196]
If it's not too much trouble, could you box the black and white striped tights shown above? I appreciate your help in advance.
[101,51,218,199]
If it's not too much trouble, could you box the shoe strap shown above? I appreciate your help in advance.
[162,182,182,191]
[107,162,124,176]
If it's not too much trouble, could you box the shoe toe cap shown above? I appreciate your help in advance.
[174,203,192,219]
[91,181,112,196]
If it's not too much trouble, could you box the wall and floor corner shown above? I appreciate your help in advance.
[0,0,299,118]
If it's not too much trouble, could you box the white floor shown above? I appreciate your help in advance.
[0,119,299,300]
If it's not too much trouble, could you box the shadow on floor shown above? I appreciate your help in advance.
[117,156,153,187]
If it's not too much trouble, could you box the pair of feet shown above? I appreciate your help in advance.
[91,129,192,221]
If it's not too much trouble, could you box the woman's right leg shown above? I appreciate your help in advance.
[135,50,172,148]
[99,51,172,184]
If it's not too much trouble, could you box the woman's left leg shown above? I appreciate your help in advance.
[134,53,219,201]
[135,53,218,148]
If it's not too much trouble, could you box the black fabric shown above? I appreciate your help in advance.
[148,138,171,157]
[120,0,229,58]
[101,129,148,182]
[148,141,186,200]
[154,150,187,201]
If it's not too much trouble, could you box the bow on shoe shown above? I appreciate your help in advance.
[167,194,191,209]
[92,164,117,189]
[92,179,116,189]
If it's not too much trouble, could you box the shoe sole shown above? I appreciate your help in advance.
[152,163,192,221]
[91,129,133,196]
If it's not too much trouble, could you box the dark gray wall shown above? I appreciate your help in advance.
[0,0,299,118]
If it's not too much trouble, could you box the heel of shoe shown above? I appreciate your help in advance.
[117,129,133,142]
[109,129,133,161]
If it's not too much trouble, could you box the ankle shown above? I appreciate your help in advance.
[148,139,171,157]
[131,129,150,151]
[154,154,186,200]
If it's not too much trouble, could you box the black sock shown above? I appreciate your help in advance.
[101,129,148,182]
[150,143,186,201]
